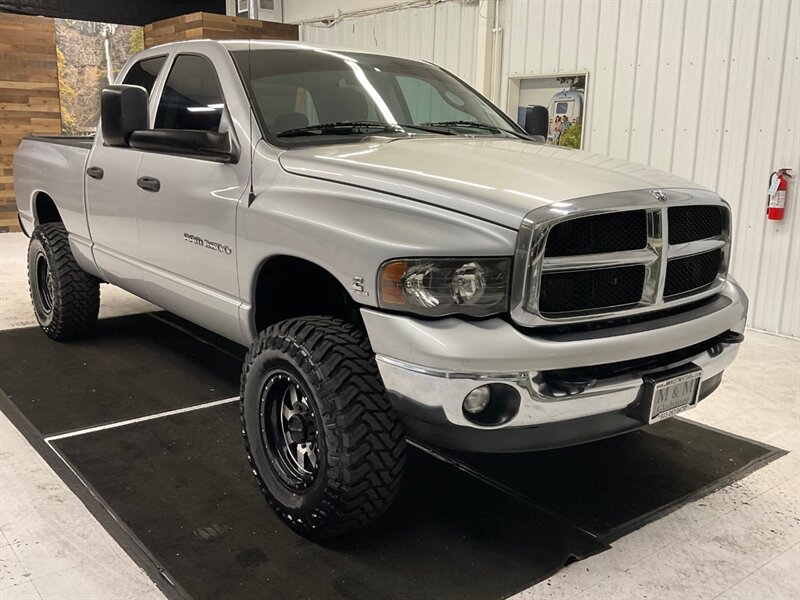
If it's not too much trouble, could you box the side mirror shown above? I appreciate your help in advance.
[127,129,238,163]
[101,85,148,147]
[524,105,549,139]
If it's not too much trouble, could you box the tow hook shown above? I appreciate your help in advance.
[717,330,745,345]
[547,372,597,396]
[709,330,745,357]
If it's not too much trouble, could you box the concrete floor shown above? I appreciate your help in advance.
[0,231,798,600]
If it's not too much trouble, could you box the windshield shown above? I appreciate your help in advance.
[231,48,526,147]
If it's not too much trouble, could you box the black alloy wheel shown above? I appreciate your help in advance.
[240,316,405,539]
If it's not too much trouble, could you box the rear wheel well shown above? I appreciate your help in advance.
[34,193,62,225]
[253,256,362,332]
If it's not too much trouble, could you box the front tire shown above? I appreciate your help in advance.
[241,316,405,539]
[27,223,100,341]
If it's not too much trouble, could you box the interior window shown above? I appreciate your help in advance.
[122,56,166,96]
[155,55,225,131]
[252,79,320,132]
[396,75,473,123]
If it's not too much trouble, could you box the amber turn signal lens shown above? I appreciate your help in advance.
[380,260,408,305]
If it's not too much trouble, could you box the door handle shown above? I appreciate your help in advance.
[137,176,160,193]
[86,166,104,180]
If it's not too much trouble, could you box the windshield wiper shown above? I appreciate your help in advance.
[398,123,456,135]
[422,120,530,139]
[276,121,454,138]
[277,121,392,138]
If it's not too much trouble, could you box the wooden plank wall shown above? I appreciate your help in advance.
[0,13,60,233]
[144,12,298,48]
[0,10,297,234]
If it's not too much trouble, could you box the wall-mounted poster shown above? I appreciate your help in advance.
[507,73,587,149]
[55,19,144,134]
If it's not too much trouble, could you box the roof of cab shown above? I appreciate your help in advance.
[144,38,429,64]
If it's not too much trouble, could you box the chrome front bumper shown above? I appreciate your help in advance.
[362,279,748,451]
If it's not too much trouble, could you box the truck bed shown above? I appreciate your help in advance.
[24,135,95,150]
[14,136,93,238]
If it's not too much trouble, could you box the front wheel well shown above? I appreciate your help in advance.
[34,192,62,225]
[253,256,362,332]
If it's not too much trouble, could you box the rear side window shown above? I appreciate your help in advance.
[122,56,167,95]
[155,55,225,131]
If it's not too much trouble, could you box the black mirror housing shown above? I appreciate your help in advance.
[127,129,238,163]
[101,85,149,147]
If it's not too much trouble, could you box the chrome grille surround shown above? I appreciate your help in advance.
[510,188,731,327]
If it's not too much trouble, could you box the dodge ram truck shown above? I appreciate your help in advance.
[14,40,748,539]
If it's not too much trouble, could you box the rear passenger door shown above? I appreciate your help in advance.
[85,54,166,290]
[135,53,249,340]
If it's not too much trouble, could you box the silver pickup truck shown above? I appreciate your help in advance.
[14,40,748,538]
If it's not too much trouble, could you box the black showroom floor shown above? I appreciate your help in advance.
[0,314,783,600]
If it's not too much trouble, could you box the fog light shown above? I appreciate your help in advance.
[463,386,491,414]
[462,383,522,426]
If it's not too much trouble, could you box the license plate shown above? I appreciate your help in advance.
[644,367,702,424]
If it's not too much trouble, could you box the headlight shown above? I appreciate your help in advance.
[378,258,510,317]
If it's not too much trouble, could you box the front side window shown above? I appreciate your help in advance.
[232,49,525,147]
[122,56,167,95]
[155,55,225,131]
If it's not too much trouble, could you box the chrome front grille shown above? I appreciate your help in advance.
[539,264,646,314]
[668,205,725,244]
[510,189,731,327]
[664,248,723,298]
[545,210,648,257]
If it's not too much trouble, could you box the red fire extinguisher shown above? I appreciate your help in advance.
[767,168,792,221]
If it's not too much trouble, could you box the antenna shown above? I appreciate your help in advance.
[247,0,256,206]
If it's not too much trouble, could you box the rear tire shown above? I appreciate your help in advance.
[27,223,100,341]
[241,316,405,539]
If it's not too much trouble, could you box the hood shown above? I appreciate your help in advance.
[278,137,707,229]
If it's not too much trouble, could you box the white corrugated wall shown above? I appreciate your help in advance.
[300,0,800,337]
[499,0,799,337]
[301,0,481,86]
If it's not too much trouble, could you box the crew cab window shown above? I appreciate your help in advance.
[122,56,166,95]
[155,55,225,131]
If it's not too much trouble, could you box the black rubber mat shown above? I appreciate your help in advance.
[445,418,778,541]
[0,315,784,600]
[52,402,603,600]
[0,314,241,435]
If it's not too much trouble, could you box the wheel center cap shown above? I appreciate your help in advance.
[287,414,309,443]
